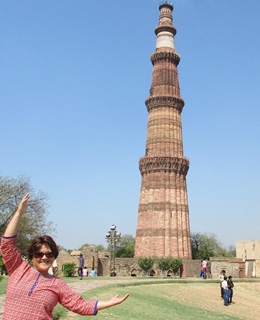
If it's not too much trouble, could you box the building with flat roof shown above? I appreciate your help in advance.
[236,240,260,277]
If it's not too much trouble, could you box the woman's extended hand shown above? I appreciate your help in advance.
[109,294,130,306]
[96,294,129,311]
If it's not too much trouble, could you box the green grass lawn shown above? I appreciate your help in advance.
[72,284,241,320]
[2,277,259,319]
[0,276,8,295]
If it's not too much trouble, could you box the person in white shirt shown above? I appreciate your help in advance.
[221,276,229,306]
[219,270,226,298]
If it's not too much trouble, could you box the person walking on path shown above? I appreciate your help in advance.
[78,254,84,280]
[199,260,204,278]
[202,258,207,279]
[0,194,129,319]
[206,258,212,279]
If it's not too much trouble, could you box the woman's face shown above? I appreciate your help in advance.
[32,244,55,276]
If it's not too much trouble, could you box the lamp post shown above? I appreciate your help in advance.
[106,224,121,277]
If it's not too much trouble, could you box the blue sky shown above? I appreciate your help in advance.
[1,0,259,250]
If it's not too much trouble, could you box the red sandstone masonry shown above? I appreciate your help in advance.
[135,2,192,259]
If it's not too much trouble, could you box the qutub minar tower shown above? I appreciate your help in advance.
[135,1,192,259]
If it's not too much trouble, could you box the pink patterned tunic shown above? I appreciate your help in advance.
[0,236,98,319]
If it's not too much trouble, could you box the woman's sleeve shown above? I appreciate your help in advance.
[58,279,98,316]
[0,235,23,275]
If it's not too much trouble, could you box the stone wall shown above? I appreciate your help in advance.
[57,249,245,278]
[181,259,201,277]
[98,257,201,277]
[56,250,78,276]
[210,258,243,279]
[57,247,111,276]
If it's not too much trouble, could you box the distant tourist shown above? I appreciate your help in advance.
[227,275,234,304]
[78,253,84,280]
[222,276,229,306]
[206,258,212,279]
[49,259,58,275]
[83,267,88,277]
[0,194,129,319]
[199,260,204,278]
[219,270,226,299]
[90,269,97,277]
[202,258,207,279]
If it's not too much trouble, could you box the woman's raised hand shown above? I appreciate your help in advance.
[17,193,30,215]
[3,193,30,237]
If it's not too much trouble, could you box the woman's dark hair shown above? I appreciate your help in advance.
[28,235,59,260]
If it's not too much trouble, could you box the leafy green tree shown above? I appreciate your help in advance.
[0,175,55,256]
[170,259,182,275]
[63,263,76,277]
[115,234,135,258]
[58,246,73,255]
[77,243,106,252]
[191,232,236,260]
[138,257,154,276]
[226,245,236,257]
[158,257,182,277]
[158,257,172,277]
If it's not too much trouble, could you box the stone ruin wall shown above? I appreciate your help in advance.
[57,249,244,279]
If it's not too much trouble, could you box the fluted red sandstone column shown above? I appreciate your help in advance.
[135,1,192,259]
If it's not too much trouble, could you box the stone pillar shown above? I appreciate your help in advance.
[135,2,192,259]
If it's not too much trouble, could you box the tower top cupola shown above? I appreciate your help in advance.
[159,0,173,11]
[155,1,176,50]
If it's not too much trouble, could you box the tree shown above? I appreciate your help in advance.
[138,257,154,276]
[77,243,106,252]
[58,246,73,255]
[158,257,182,277]
[190,232,236,260]
[158,257,172,277]
[170,259,182,275]
[115,234,135,258]
[0,175,55,256]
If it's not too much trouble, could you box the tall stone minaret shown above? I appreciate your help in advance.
[135,1,192,259]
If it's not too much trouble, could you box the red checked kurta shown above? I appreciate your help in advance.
[0,236,98,319]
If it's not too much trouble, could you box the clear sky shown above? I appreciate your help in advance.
[1,0,259,250]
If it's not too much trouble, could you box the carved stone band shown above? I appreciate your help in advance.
[145,96,184,112]
[139,156,189,175]
[155,25,177,36]
[151,50,180,65]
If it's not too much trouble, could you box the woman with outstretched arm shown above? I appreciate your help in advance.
[0,194,129,319]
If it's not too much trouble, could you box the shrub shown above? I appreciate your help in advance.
[63,263,76,277]
[158,257,182,277]
[171,259,182,274]
[138,257,154,276]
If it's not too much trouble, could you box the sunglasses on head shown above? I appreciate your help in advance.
[34,252,54,259]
